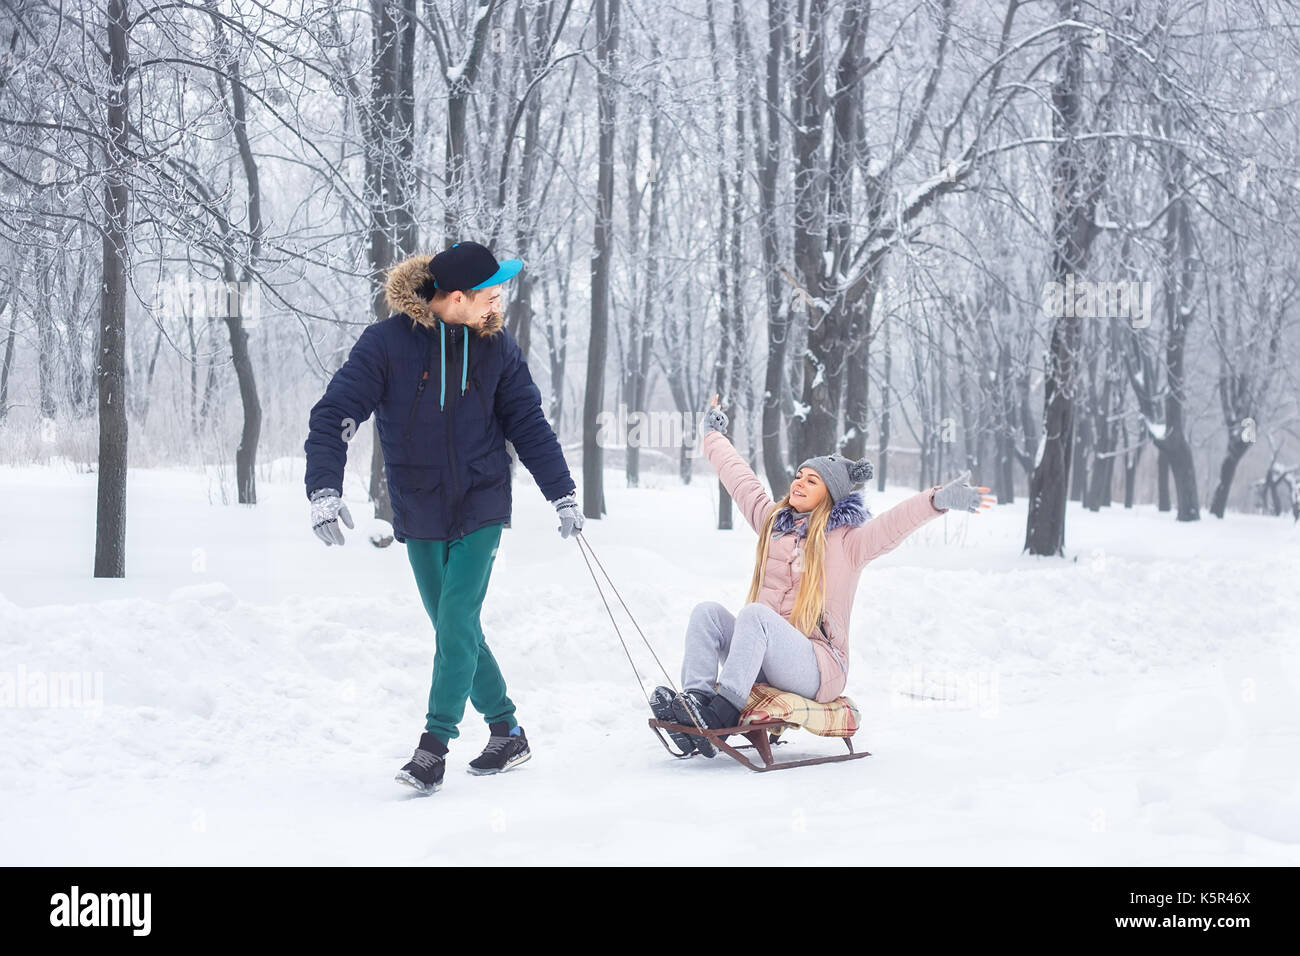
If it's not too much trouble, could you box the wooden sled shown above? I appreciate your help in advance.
[648,683,871,772]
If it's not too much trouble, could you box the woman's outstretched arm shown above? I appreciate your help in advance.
[701,429,777,534]
[843,471,993,569]
[842,485,946,569]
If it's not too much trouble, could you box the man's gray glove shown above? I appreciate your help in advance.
[310,487,354,545]
[931,470,993,513]
[551,492,584,539]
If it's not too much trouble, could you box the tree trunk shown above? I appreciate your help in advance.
[94,0,130,579]
[829,0,870,465]
[1209,436,1250,518]
[1157,445,1170,511]
[1024,7,1100,556]
[583,0,618,520]
[707,0,739,527]
[758,0,789,496]
[34,250,56,419]
[207,1,266,505]
[844,304,871,462]
[1123,423,1141,508]
[955,330,978,482]
[1085,327,1117,511]
[622,108,643,490]
[790,0,835,467]
[0,296,15,423]
[544,237,574,427]
[365,0,418,533]
[1070,411,1089,502]
[139,325,163,429]
[877,309,891,491]
[994,341,1015,502]
[1157,145,1200,522]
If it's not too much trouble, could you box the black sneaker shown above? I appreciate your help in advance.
[467,722,531,775]
[650,686,696,756]
[395,731,447,794]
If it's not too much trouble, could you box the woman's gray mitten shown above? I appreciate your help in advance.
[704,405,728,434]
[932,470,982,513]
[310,487,354,546]
[551,493,584,538]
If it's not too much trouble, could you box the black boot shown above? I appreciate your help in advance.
[650,686,697,756]
[670,691,742,759]
[396,731,447,794]
[709,694,743,731]
[467,721,532,775]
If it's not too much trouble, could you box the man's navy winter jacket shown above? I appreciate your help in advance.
[304,254,575,543]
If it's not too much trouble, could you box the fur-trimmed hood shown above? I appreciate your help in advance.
[384,253,506,337]
[770,491,871,539]
[385,253,507,411]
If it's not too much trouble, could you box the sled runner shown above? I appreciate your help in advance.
[648,683,871,772]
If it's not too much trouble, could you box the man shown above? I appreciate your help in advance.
[304,241,584,795]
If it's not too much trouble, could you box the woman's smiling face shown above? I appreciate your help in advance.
[789,467,828,513]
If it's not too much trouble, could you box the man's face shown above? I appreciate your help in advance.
[450,285,504,328]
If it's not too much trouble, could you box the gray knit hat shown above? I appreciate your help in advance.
[797,453,873,503]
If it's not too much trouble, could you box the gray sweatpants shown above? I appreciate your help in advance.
[681,601,822,710]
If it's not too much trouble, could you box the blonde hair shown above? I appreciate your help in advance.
[744,491,831,637]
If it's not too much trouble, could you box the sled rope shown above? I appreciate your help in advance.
[572,530,678,696]
[572,530,709,739]
[571,530,654,706]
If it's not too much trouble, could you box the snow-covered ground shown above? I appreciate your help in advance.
[1,454,1297,865]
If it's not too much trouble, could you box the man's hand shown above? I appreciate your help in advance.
[551,492,584,539]
[931,471,994,514]
[310,487,354,545]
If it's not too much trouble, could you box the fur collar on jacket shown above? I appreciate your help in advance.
[770,491,870,539]
[384,254,505,337]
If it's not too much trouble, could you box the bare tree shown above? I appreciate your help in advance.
[94,0,131,577]
[1024,2,1109,555]
[582,0,617,520]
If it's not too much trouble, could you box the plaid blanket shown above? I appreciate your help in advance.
[740,683,860,738]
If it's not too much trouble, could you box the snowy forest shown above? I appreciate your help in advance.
[1,1,1298,867]
[1,0,1297,574]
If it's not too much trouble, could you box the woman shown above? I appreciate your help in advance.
[652,396,992,757]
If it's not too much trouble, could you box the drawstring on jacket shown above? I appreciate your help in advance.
[436,317,469,411]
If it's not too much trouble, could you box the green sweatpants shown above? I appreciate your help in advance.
[405,522,517,745]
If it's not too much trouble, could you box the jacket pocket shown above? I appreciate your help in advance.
[467,447,511,490]
[387,463,442,492]
[402,338,436,441]
[384,464,444,536]
[816,616,847,673]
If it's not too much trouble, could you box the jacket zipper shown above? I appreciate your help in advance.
[826,640,847,673]
[445,324,464,538]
